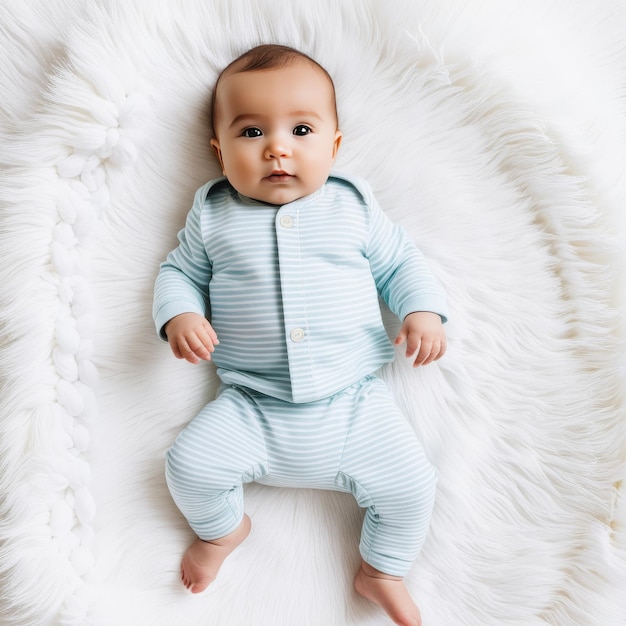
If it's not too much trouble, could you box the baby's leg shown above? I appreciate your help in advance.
[336,378,437,626]
[165,387,268,593]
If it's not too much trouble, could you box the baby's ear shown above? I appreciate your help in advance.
[332,130,343,159]
[210,138,225,173]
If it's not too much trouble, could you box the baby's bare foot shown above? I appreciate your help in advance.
[354,560,422,626]
[180,514,251,593]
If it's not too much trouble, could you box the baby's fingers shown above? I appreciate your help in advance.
[200,320,219,347]
[173,336,202,364]
[175,332,216,364]
[414,337,447,367]
[396,330,422,360]
[411,338,433,367]
[191,328,219,362]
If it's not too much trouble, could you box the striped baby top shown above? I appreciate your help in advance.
[153,172,448,404]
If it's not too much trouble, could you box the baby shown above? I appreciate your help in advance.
[153,44,448,626]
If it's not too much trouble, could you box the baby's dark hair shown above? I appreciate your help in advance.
[211,44,337,133]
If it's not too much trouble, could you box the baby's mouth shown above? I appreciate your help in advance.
[266,171,293,183]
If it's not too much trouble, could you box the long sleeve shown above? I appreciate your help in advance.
[153,184,213,340]
[366,196,448,323]
[349,177,448,324]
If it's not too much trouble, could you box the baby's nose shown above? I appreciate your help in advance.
[264,137,292,159]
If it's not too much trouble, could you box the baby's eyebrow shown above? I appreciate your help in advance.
[289,110,323,121]
[228,113,264,129]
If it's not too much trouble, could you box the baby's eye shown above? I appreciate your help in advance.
[241,127,262,138]
[293,125,312,136]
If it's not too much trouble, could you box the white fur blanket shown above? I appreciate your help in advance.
[1,1,625,625]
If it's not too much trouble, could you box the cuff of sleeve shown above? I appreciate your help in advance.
[398,296,448,324]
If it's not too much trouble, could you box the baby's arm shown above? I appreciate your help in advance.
[394,311,446,367]
[154,185,215,349]
[165,312,219,364]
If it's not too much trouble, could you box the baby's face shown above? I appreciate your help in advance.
[211,61,342,205]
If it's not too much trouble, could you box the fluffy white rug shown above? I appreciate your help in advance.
[1,1,625,624]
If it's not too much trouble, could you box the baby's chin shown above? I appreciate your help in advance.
[237,181,319,206]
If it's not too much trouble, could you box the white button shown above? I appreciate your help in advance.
[280,215,294,228]
[290,328,305,342]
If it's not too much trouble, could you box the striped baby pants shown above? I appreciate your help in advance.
[165,375,437,577]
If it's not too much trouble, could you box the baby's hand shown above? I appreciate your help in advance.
[394,311,446,367]
[164,312,219,364]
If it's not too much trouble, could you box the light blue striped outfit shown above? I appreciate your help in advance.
[153,173,448,576]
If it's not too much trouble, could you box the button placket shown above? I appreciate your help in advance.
[275,205,311,390]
